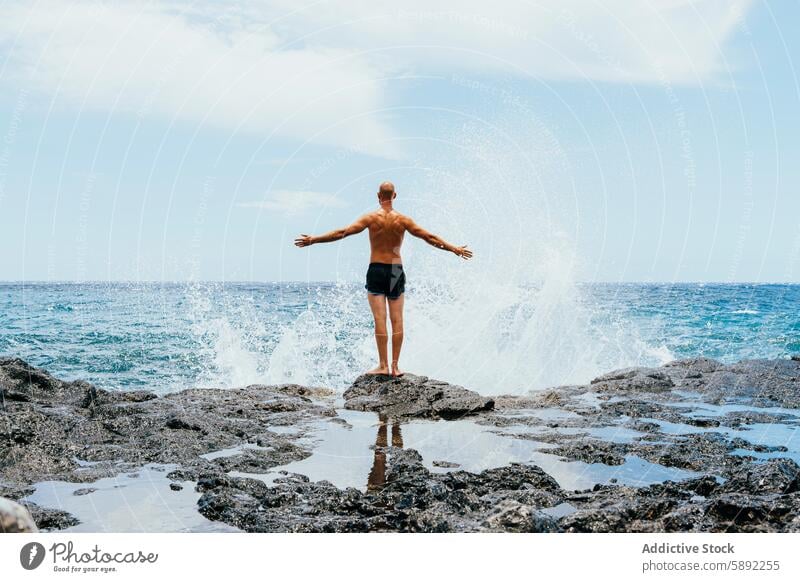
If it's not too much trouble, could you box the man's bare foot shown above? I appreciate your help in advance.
[391,363,404,377]
[366,365,390,375]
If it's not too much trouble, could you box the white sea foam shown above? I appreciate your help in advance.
[389,122,671,393]
[187,286,263,389]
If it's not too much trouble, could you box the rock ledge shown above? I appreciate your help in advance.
[343,373,495,419]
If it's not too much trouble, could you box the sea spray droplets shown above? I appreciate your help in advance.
[388,122,668,393]
[264,283,376,387]
[185,282,376,390]
[187,283,265,389]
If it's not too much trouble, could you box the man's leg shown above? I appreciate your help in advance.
[388,293,405,377]
[367,293,389,374]
[391,422,403,448]
[367,416,388,491]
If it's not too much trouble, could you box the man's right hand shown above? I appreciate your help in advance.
[454,245,473,260]
[294,234,314,247]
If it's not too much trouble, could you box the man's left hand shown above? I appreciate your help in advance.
[294,234,314,247]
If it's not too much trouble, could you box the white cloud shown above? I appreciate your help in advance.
[264,0,753,84]
[0,1,400,157]
[0,0,752,156]
[237,190,346,214]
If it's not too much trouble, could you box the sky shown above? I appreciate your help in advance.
[0,0,799,283]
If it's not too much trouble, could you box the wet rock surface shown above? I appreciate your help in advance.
[343,373,495,419]
[3,356,800,532]
[0,357,336,530]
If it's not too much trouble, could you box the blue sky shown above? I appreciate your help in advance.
[1,0,798,282]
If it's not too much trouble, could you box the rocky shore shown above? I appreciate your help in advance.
[2,356,800,532]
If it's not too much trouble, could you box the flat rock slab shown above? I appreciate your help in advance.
[343,373,494,419]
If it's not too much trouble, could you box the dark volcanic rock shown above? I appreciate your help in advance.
[432,460,460,468]
[343,373,494,419]
[0,358,336,520]
[26,504,81,532]
[559,475,800,533]
[549,441,626,466]
[590,367,674,393]
[703,492,800,531]
[665,357,724,375]
[667,357,800,408]
[483,500,559,532]
[1,495,76,533]
[720,459,800,495]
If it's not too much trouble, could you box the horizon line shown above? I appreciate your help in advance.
[1,280,798,286]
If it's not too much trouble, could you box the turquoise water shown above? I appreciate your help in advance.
[1,282,799,394]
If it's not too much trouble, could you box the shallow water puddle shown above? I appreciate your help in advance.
[228,410,698,492]
[641,417,800,460]
[541,502,578,518]
[664,399,800,420]
[23,464,239,533]
[494,416,647,445]
[572,392,605,410]
[268,425,304,435]
[585,424,648,444]
[501,408,585,422]
[200,442,270,460]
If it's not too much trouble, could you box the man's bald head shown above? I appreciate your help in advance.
[378,181,396,202]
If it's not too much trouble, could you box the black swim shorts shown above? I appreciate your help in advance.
[365,263,406,300]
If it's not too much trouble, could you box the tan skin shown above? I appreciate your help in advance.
[294,183,472,377]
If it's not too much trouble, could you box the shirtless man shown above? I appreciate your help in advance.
[294,181,473,377]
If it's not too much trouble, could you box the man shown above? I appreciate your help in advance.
[294,181,473,377]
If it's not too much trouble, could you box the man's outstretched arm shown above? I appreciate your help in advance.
[404,217,473,259]
[294,214,371,247]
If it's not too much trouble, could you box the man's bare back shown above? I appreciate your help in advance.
[294,181,472,377]
[365,208,406,264]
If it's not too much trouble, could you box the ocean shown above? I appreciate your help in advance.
[2,282,798,395]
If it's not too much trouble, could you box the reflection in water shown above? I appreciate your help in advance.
[367,415,403,492]
[224,409,699,492]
